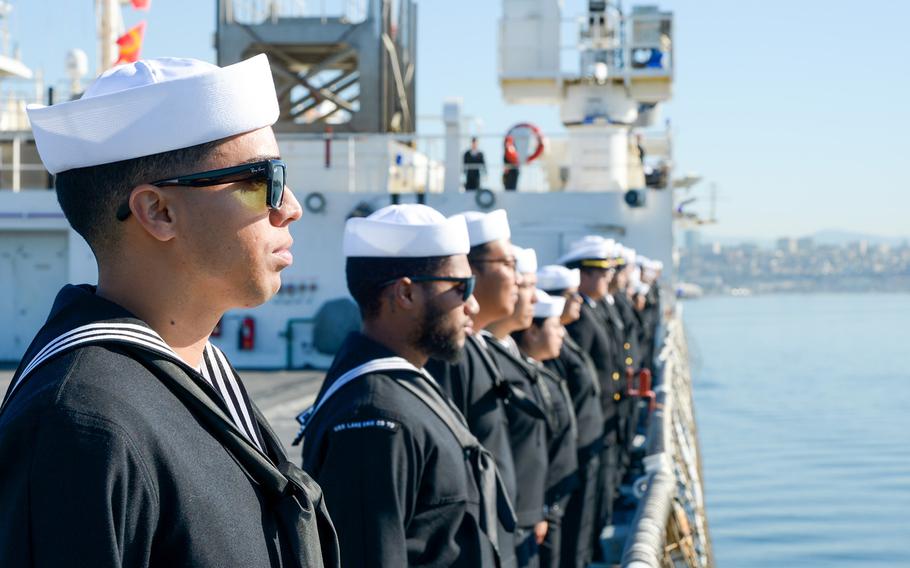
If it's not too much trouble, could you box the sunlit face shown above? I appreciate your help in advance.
[615,266,630,290]
[560,286,583,325]
[580,267,610,300]
[471,239,519,324]
[512,272,538,330]
[522,316,565,362]
[413,254,479,361]
[167,127,302,309]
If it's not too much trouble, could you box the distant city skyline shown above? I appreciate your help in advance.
[683,227,910,249]
[7,0,909,239]
[679,232,910,295]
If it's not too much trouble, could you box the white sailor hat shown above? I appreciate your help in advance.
[455,209,511,247]
[533,289,566,319]
[536,265,580,291]
[343,204,470,258]
[514,245,538,274]
[559,235,618,269]
[617,245,637,268]
[642,261,658,280]
[27,54,279,174]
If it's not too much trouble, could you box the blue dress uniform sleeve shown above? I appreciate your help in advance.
[315,413,421,568]
[22,409,158,568]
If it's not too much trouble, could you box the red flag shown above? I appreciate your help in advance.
[115,21,147,65]
[131,0,151,10]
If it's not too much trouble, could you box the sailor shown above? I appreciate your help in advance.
[537,265,605,568]
[485,246,551,567]
[559,236,622,528]
[0,56,339,567]
[605,244,644,468]
[611,244,643,371]
[299,204,516,567]
[638,258,663,371]
[463,136,487,190]
[424,208,521,490]
[511,289,579,568]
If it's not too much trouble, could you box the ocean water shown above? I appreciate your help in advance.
[684,294,910,567]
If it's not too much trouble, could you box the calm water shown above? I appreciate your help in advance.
[685,294,910,567]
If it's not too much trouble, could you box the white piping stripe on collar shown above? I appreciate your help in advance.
[13,328,180,397]
[21,322,175,379]
[297,357,420,431]
[214,346,262,448]
[208,344,263,451]
[201,345,248,442]
[9,322,265,453]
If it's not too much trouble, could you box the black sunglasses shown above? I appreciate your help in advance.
[116,159,287,221]
[380,275,476,302]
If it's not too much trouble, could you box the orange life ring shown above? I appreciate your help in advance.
[505,123,545,164]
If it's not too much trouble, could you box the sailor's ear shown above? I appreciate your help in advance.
[390,277,419,312]
[128,184,177,242]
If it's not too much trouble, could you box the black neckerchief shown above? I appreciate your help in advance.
[483,334,554,427]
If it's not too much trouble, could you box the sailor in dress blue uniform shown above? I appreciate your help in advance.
[537,265,605,568]
[300,205,516,567]
[0,55,338,568]
[559,236,623,531]
[484,247,552,567]
[511,289,579,568]
[425,209,524,567]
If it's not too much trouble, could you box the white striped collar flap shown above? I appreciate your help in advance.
[6,322,265,452]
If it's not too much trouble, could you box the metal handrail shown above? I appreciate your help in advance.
[620,313,712,567]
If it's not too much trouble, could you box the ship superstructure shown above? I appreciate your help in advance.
[0,1,711,565]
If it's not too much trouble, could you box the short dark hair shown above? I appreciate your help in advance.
[467,241,493,273]
[511,317,546,346]
[54,138,225,255]
[346,256,450,319]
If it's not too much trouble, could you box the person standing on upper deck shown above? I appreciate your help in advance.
[503,136,520,191]
[463,136,486,190]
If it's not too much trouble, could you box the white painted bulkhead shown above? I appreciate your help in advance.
[0,187,672,368]
[0,191,95,362]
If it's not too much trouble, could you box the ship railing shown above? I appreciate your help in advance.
[277,128,671,195]
[0,126,672,194]
[0,131,49,192]
[621,311,713,568]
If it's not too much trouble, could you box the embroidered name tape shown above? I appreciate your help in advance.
[333,418,400,433]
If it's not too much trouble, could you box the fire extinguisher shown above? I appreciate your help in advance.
[239,317,255,351]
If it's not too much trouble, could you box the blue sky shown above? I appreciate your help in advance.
[8,0,909,240]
